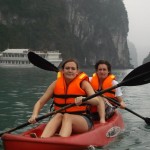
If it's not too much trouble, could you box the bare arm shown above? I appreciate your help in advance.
[28,81,56,123]
[113,80,126,108]
[81,80,106,123]
[116,96,126,108]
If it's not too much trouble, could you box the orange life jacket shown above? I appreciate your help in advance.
[90,73,116,112]
[53,72,89,113]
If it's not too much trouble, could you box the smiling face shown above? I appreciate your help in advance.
[62,61,79,82]
[95,60,111,81]
[97,64,109,80]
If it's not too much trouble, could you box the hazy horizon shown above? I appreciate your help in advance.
[123,0,150,65]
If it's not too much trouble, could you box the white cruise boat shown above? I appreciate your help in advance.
[0,49,62,67]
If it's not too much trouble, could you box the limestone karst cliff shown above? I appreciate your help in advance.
[0,0,132,68]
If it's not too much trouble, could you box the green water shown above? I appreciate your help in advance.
[0,67,150,150]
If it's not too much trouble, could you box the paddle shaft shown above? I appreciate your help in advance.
[105,96,150,125]
[0,102,78,137]
[103,96,146,120]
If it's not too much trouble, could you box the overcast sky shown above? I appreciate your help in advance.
[123,0,150,65]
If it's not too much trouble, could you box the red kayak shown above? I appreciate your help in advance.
[2,111,124,150]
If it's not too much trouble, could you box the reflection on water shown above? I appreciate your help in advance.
[0,67,150,150]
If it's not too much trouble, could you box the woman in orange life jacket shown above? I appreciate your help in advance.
[90,60,126,121]
[28,59,106,138]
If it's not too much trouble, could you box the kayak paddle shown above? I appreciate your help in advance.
[28,51,59,72]
[102,96,150,125]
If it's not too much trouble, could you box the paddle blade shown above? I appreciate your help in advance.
[122,62,150,86]
[28,51,59,72]
[145,117,150,125]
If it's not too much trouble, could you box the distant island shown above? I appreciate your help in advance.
[143,52,150,64]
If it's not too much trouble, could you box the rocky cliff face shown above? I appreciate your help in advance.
[127,40,138,67]
[0,0,132,68]
[65,0,131,68]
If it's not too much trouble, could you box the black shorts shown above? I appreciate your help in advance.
[60,113,94,130]
[81,114,93,130]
